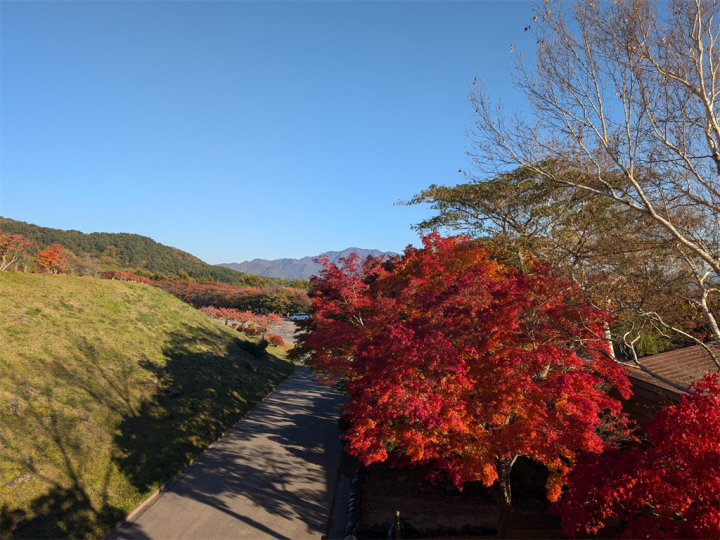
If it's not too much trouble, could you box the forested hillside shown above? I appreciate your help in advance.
[1,217,249,285]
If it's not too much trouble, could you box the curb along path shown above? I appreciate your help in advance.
[113,366,346,540]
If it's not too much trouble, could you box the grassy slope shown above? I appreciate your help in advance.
[0,273,294,538]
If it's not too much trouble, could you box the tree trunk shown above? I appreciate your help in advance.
[699,293,720,348]
[604,323,615,359]
[496,455,517,539]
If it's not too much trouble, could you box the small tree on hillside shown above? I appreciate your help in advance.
[233,310,257,331]
[254,313,282,337]
[215,307,241,326]
[36,244,70,275]
[295,234,631,538]
[71,253,100,277]
[0,230,35,272]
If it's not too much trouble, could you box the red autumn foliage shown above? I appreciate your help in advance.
[215,307,242,326]
[100,271,153,285]
[266,334,285,347]
[198,306,221,318]
[36,244,70,275]
[0,230,36,272]
[560,373,720,539]
[294,234,631,537]
[197,305,281,337]
[254,313,282,336]
[153,279,244,308]
[233,310,257,329]
[100,271,309,316]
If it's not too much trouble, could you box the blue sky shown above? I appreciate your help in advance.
[1,1,536,263]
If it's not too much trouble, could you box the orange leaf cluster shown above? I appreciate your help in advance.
[36,244,70,275]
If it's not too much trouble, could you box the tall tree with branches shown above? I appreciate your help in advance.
[0,230,35,273]
[455,0,719,378]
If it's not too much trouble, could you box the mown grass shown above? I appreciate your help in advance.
[0,273,295,539]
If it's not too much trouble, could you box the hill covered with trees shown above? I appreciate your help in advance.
[0,217,304,287]
[0,216,310,290]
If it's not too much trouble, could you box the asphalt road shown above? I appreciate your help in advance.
[112,366,345,540]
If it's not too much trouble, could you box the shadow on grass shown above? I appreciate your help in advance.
[114,364,345,539]
[1,415,125,539]
[113,326,294,494]
[2,324,294,539]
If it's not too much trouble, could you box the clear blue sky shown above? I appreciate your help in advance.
[1,1,536,264]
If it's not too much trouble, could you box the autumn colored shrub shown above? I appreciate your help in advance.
[215,307,242,326]
[100,271,152,285]
[560,373,720,539]
[96,272,304,334]
[198,306,221,318]
[294,233,631,538]
[266,334,284,347]
[36,244,70,275]
[254,313,282,337]
[242,324,258,336]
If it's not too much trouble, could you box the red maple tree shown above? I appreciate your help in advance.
[233,310,257,331]
[0,230,35,272]
[254,313,282,337]
[294,234,631,537]
[36,244,70,275]
[215,307,241,326]
[560,373,720,539]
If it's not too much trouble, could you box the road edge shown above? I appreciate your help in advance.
[104,363,297,540]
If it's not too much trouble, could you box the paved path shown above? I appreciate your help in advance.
[113,367,345,540]
[271,319,302,347]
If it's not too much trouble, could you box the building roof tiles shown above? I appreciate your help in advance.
[626,343,719,395]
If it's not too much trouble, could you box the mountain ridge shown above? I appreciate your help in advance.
[218,248,397,280]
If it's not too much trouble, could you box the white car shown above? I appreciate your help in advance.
[289,313,310,321]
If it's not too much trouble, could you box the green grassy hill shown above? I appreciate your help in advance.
[0,217,244,284]
[0,273,294,538]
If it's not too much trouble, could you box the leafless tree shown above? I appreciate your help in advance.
[469,0,720,379]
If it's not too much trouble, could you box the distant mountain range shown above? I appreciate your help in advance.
[218,248,397,280]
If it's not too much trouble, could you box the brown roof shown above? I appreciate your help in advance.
[627,368,686,397]
[627,343,720,394]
